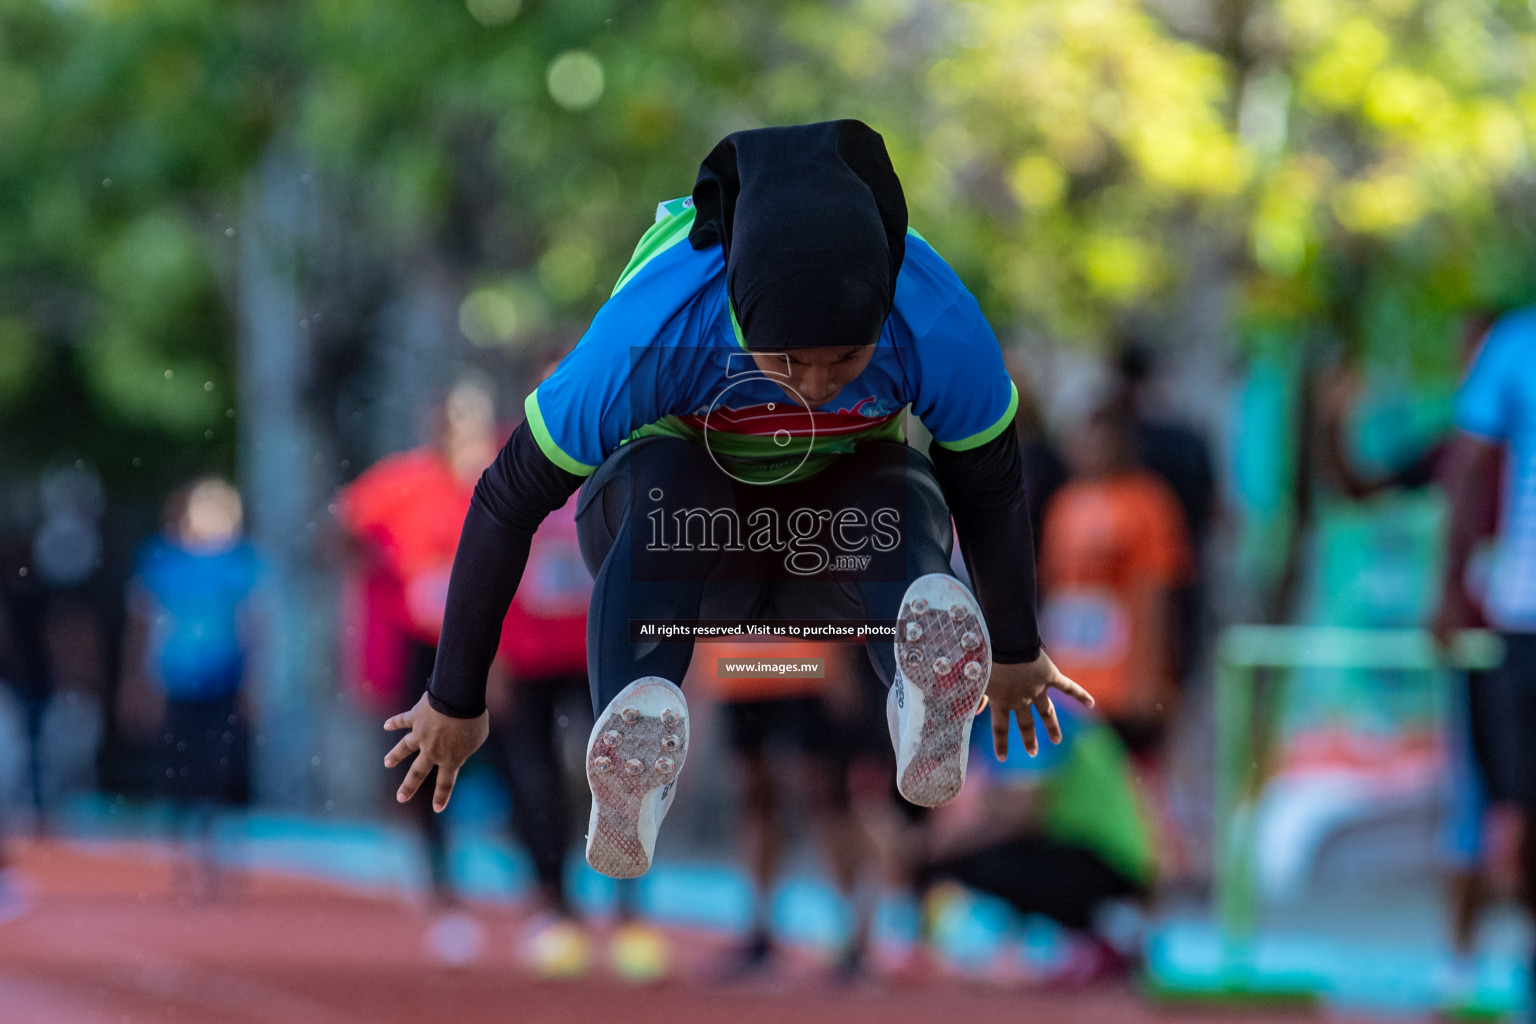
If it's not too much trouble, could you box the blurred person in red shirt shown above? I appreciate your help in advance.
[1038,399,1193,757]
[337,377,498,927]
[338,374,652,979]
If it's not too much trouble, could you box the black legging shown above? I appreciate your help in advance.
[918,837,1144,933]
[404,640,452,900]
[483,672,589,916]
[574,437,956,713]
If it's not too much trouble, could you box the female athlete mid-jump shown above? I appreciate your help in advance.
[384,119,1093,878]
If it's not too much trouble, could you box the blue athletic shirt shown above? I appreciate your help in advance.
[524,196,1020,485]
[1456,307,1536,631]
[133,535,264,701]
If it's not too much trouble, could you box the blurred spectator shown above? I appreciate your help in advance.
[1433,306,1536,1013]
[1318,315,1505,1006]
[484,481,604,979]
[1038,399,1194,755]
[0,578,29,923]
[1006,360,1068,556]
[814,650,919,981]
[0,532,53,829]
[117,478,266,901]
[1115,339,1217,677]
[338,373,657,977]
[336,375,499,952]
[914,700,1154,986]
[707,638,870,981]
[1313,314,1498,501]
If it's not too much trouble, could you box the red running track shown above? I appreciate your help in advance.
[0,840,1369,1024]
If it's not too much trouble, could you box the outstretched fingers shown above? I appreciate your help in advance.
[1050,674,1095,709]
[397,753,433,804]
[433,763,460,813]
[991,704,1010,761]
[383,731,419,769]
[1018,702,1040,757]
[1035,692,1062,745]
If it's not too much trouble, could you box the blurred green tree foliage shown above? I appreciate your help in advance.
[3,0,1536,487]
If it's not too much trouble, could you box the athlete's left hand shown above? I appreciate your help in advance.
[383,694,490,812]
[984,650,1094,760]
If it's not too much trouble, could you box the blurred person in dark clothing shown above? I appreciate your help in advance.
[0,562,36,922]
[913,699,1154,986]
[117,478,265,901]
[0,534,53,830]
[1114,340,1216,556]
[1433,307,1536,1014]
[1314,313,1500,501]
[1114,339,1216,679]
[1006,359,1068,556]
[703,638,875,983]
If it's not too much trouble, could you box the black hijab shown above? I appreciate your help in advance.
[688,120,907,351]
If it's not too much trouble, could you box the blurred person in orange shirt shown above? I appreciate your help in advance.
[1038,398,1193,757]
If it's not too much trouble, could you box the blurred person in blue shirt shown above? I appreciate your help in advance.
[912,699,1155,986]
[1317,313,1506,1007]
[118,477,266,901]
[1434,306,1536,1013]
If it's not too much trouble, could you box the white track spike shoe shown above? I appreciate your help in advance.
[585,677,689,879]
[887,573,992,807]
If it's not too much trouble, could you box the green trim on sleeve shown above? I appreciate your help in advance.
[931,382,1019,452]
[729,302,749,351]
[524,390,598,476]
[611,204,698,297]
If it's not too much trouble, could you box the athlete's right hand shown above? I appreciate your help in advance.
[384,694,489,812]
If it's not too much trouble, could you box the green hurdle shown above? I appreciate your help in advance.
[1211,626,1504,993]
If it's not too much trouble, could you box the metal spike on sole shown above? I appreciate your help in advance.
[892,574,992,808]
[585,678,689,880]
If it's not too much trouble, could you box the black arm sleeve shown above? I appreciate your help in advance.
[927,418,1043,664]
[425,420,585,718]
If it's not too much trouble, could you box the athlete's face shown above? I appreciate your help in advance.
[750,343,877,407]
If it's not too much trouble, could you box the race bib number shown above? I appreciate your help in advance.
[1040,590,1129,666]
[404,565,452,637]
[521,542,593,613]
